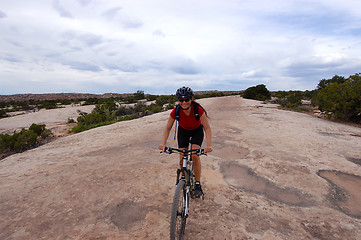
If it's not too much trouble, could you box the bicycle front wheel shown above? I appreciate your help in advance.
[170,179,187,240]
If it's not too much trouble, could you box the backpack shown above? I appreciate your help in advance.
[175,101,200,121]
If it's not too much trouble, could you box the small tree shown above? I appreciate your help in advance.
[0,109,8,118]
[312,73,361,123]
[317,75,346,89]
[243,84,271,101]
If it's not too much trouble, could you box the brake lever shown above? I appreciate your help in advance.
[196,149,206,156]
[164,147,173,154]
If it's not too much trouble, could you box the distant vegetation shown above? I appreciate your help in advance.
[0,123,53,159]
[243,84,271,101]
[312,73,361,123]
[0,98,83,119]
[2,81,359,159]
[244,72,361,124]
[70,91,231,133]
[2,74,360,142]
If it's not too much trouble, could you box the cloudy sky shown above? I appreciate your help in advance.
[1,0,361,95]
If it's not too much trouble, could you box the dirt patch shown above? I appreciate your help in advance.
[318,131,346,138]
[346,157,361,166]
[301,219,352,240]
[318,170,361,219]
[110,201,150,231]
[221,162,316,206]
[212,146,249,160]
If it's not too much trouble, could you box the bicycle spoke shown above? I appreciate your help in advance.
[170,180,188,240]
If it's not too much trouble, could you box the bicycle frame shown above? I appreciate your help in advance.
[163,145,206,240]
[163,147,206,215]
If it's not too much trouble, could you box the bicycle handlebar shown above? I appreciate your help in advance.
[161,147,207,156]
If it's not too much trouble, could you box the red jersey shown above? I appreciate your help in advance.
[170,105,204,130]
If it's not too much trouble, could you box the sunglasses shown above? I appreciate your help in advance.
[178,98,191,103]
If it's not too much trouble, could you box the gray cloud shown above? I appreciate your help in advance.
[77,0,92,7]
[104,63,139,72]
[78,33,103,47]
[0,10,7,18]
[52,0,73,18]
[5,39,23,47]
[152,29,165,38]
[60,31,103,48]
[63,60,101,72]
[121,18,143,29]
[0,52,23,63]
[1,0,361,94]
[169,58,201,75]
[283,57,361,84]
[101,6,143,29]
[101,7,122,19]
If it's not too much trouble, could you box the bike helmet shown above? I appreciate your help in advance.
[176,86,194,99]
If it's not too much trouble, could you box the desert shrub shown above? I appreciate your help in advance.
[70,124,87,133]
[118,114,138,121]
[155,95,177,106]
[317,75,346,89]
[72,101,123,132]
[70,91,228,133]
[13,129,38,151]
[134,90,145,100]
[39,100,58,109]
[29,123,46,136]
[133,101,147,115]
[0,134,11,152]
[312,73,361,123]
[0,109,8,118]
[40,129,52,139]
[83,97,100,105]
[68,118,75,123]
[116,106,136,116]
[146,95,158,101]
[243,84,271,101]
[146,103,163,113]
[195,92,225,99]
[0,124,52,154]
[274,91,303,108]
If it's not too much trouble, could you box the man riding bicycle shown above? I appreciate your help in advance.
[159,86,212,198]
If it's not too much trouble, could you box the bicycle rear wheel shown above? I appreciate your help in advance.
[170,179,187,240]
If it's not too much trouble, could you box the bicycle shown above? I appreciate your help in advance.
[162,146,207,240]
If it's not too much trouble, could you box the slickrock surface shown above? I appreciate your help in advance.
[1,96,361,239]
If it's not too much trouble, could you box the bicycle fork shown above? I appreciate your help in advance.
[184,185,190,217]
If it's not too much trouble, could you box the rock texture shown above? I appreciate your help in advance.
[1,96,361,239]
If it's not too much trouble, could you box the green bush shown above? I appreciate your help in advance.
[195,92,225,99]
[0,124,52,154]
[243,84,271,101]
[29,123,46,136]
[39,100,58,109]
[13,129,38,151]
[116,106,136,116]
[155,95,177,106]
[146,103,163,113]
[70,91,228,133]
[317,75,346,89]
[0,109,8,118]
[146,95,158,101]
[68,118,75,123]
[274,91,303,108]
[312,73,361,123]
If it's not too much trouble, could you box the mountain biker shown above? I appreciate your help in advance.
[159,86,212,198]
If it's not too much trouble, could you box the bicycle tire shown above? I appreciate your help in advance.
[170,179,187,240]
[189,170,196,199]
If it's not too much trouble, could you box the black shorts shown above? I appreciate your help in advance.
[177,125,204,148]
